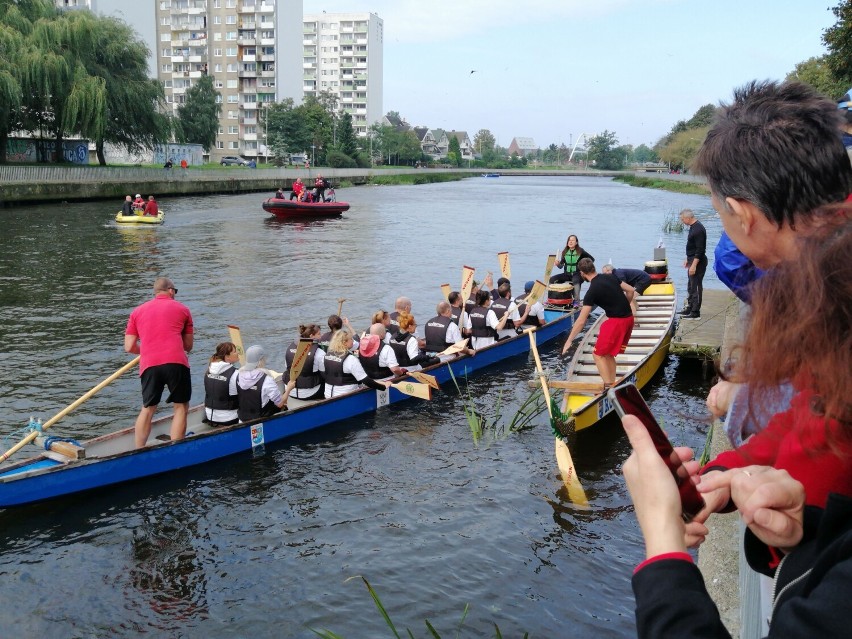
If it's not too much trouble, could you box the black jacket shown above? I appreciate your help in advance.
[632,492,852,637]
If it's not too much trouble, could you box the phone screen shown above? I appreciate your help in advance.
[608,383,706,522]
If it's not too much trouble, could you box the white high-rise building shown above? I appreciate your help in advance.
[302,12,383,137]
[155,0,303,161]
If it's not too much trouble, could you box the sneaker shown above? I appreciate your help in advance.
[682,312,701,319]
[677,309,694,316]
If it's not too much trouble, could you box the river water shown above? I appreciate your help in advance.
[0,176,722,637]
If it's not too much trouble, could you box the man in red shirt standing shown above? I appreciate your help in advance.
[125,277,194,448]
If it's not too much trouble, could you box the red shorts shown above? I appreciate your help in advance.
[594,316,634,357]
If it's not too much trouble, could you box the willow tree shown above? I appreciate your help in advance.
[85,16,168,165]
[175,74,220,151]
[0,0,54,163]
[20,9,108,162]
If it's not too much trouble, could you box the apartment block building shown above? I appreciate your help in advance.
[302,12,383,137]
[155,0,303,161]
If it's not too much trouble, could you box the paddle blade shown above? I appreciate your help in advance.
[498,251,511,279]
[556,438,588,506]
[227,325,246,366]
[438,338,469,356]
[526,279,547,306]
[407,370,439,390]
[544,254,557,283]
[460,265,476,302]
[289,338,313,380]
[440,283,451,302]
[391,381,432,400]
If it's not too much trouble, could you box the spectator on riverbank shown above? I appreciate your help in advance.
[621,221,852,638]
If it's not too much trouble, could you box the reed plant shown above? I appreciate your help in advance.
[309,576,527,639]
[661,210,685,233]
[447,367,548,444]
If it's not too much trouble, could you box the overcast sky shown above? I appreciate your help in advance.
[303,0,839,149]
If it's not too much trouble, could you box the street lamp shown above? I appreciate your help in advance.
[311,144,316,167]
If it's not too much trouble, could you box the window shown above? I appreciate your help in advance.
[162,48,172,57]
[160,33,171,41]
[227,110,237,119]
[162,64,172,72]
[215,95,223,103]
[213,16,221,24]
[214,80,224,88]
[160,16,171,25]
[217,140,224,149]
[229,141,240,150]
[226,0,235,7]
[226,79,237,88]
[227,95,239,103]
[227,63,238,72]
[164,79,173,88]
[226,47,237,56]
[214,32,222,41]
[214,64,222,72]
[160,1,171,9]
[218,127,224,134]
[228,126,239,134]
[245,125,256,134]
[213,48,222,57]
[226,32,237,41]
[226,15,236,24]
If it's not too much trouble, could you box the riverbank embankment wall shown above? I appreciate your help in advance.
[0,166,638,207]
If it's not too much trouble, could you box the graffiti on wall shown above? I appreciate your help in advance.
[153,143,204,167]
[5,138,89,164]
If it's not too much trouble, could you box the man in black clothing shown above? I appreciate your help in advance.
[562,259,635,389]
[602,264,651,314]
[680,209,707,319]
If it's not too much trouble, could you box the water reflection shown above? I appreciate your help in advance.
[0,177,717,637]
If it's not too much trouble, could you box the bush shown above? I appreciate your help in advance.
[355,151,372,168]
[326,150,357,168]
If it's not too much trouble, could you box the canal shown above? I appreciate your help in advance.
[0,176,722,637]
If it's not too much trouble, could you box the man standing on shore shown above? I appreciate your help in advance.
[125,277,194,448]
[679,208,707,319]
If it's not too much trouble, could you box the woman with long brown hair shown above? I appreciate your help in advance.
[554,234,594,302]
[621,222,852,637]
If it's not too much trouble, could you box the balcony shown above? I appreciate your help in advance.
[243,132,257,141]
[260,69,276,77]
[242,55,256,62]
[242,102,258,110]
[260,37,274,46]
[240,116,257,124]
[188,55,203,63]
[238,69,258,78]
[238,37,256,45]
[260,54,274,62]
[238,6,257,13]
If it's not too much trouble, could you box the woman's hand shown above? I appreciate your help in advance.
[706,381,740,418]
[621,415,689,559]
[699,467,805,552]
[682,469,730,547]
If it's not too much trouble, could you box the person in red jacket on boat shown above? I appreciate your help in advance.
[144,195,159,216]
[289,178,304,201]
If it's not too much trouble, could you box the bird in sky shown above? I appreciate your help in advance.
[470,70,477,74]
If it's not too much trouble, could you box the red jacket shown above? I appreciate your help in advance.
[144,200,159,216]
[704,388,852,507]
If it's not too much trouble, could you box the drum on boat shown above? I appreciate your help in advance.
[547,282,574,306]
[644,259,668,281]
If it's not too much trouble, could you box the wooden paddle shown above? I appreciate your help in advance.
[289,338,313,381]
[0,356,141,464]
[498,251,511,280]
[525,329,588,506]
[544,254,557,284]
[390,380,432,400]
[438,338,469,356]
[526,279,547,307]
[228,324,246,366]
[440,283,451,302]
[407,370,439,390]
[337,298,346,316]
[459,265,476,329]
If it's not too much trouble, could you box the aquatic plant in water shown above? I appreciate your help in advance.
[309,576,528,639]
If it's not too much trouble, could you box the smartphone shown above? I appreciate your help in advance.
[608,382,706,522]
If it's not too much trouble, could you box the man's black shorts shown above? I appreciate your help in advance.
[140,363,192,407]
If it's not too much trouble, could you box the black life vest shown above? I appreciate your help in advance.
[424,315,453,353]
[390,332,417,366]
[323,352,359,386]
[450,306,461,325]
[468,305,495,338]
[515,294,542,326]
[236,373,278,422]
[318,330,334,352]
[490,297,511,321]
[284,340,322,389]
[359,345,394,379]
[204,365,238,411]
[388,311,401,338]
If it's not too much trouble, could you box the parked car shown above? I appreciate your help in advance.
[220,156,249,166]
